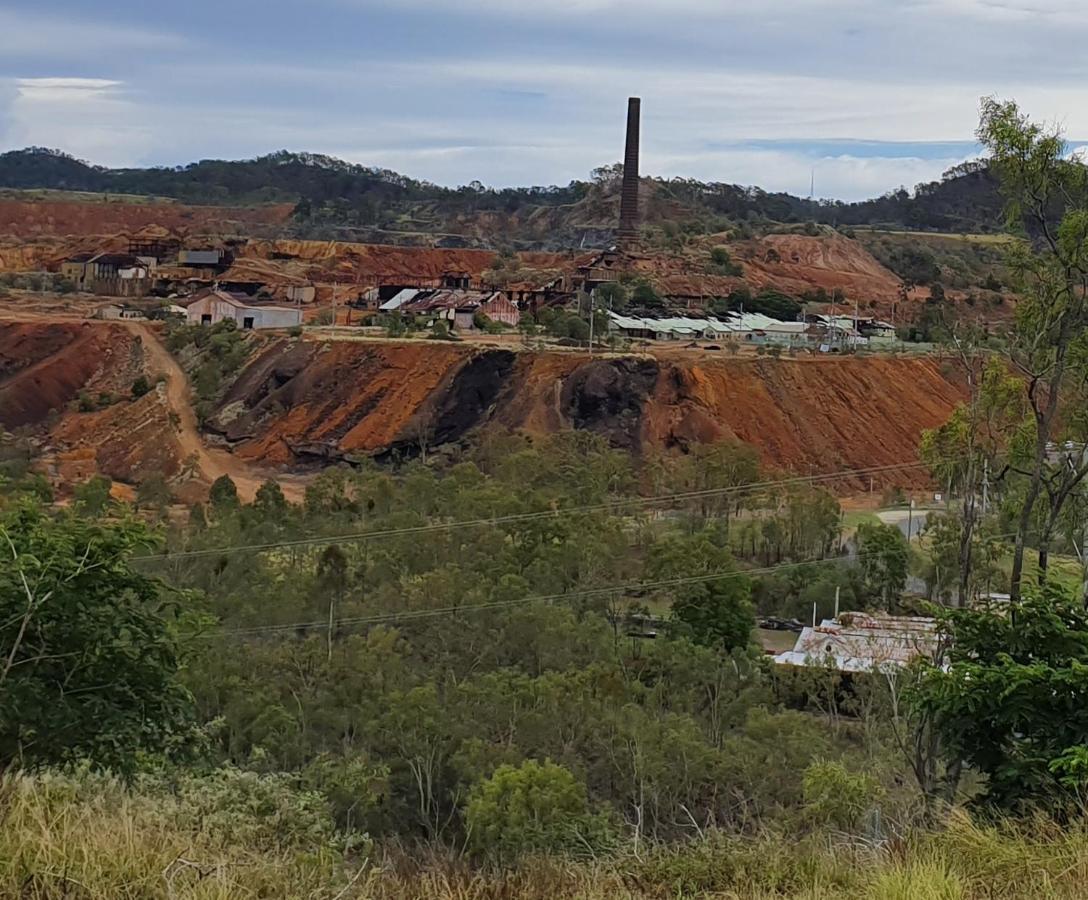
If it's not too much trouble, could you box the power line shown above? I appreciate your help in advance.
[136,458,938,563]
[206,556,859,638]
[204,529,1023,639]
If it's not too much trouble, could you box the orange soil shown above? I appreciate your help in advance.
[0,320,306,500]
[740,233,903,302]
[0,199,293,238]
[213,340,967,482]
[0,318,966,494]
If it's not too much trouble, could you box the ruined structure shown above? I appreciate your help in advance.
[617,97,641,250]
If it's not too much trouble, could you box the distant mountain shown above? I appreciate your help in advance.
[0,147,1007,241]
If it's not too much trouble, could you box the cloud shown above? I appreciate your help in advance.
[0,9,185,63]
[4,78,153,166]
[2,1,1086,198]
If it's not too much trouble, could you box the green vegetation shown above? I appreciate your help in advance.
[0,502,192,774]
[165,319,255,422]
[0,146,1011,238]
[9,101,1088,899]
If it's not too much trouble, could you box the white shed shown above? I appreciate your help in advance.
[186,290,301,330]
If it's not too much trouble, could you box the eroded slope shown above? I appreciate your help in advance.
[208,340,967,475]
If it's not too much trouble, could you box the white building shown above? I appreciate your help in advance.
[774,613,942,674]
[185,290,301,330]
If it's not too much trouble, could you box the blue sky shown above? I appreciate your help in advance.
[1,1,1086,200]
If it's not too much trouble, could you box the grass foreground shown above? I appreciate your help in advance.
[5,770,1088,899]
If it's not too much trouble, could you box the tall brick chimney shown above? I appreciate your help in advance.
[617,97,641,249]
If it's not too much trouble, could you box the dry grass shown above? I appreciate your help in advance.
[6,772,1088,899]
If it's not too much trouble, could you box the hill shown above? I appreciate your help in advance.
[0,148,1006,248]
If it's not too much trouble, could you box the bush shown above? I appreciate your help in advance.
[802,760,884,829]
[709,246,743,276]
[131,375,151,398]
[631,278,664,310]
[0,769,353,897]
[145,768,347,854]
[466,760,615,859]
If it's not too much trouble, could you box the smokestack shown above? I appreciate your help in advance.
[617,97,641,249]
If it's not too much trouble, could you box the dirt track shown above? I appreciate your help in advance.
[128,323,308,503]
[0,311,309,502]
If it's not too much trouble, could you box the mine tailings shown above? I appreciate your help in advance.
[203,340,968,477]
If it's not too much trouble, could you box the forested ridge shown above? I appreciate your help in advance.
[0,146,1005,234]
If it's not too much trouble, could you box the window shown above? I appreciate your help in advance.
[242,316,255,330]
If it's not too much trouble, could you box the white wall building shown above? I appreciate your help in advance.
[186,290,301,330]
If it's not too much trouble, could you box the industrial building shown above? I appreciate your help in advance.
[393,289,521,330]
[185,289,302,330]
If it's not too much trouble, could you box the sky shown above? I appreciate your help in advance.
[1,1,1086,201]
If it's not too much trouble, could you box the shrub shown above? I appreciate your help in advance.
[802,760,884,829]
[466,759,615,859]
[131,375,151,398]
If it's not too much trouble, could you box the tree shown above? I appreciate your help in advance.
[209,474,240,514]
[317,544,349,661]
[595,281,629,312]
[465,759,613,858]
[253,479,289,520]
[911,584,1088,811]
[72,475,113,516]
[135,473,172,516]
[630,278,664,310]
[672,576,754,651]
[856,522,909,606]
[131,375,152,398]
[0,501,194,772]
[708,246,743,276]
[920,356,1023,605]
[977,99,1088,599]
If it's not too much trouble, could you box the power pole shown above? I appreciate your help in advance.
[982,458,989,516]
[1080,444,1088,607]
[587,289,595,357]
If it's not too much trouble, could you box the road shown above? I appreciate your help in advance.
[129,322,310,503]
[876,507,930,541]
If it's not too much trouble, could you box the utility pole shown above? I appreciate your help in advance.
[982,458,989,516]
[1080,444,1088,607]
[587,289,595,357]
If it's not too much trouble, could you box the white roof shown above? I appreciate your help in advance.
[608,311,747,335]
[811,314,861,335]
[380,288,419,311]
[774,613,942,673]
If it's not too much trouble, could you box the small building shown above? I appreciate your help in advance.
[401,290,520,330]
[86,253,143,282]
[60,253,94,285]
[94,302,146,320]
[774,613,942,674]
[380,288,420,312]
[77,253,152,297]
[178,249,224,267]
[607,311,741,342]
[286,284,317,305]
[185,289,302,330]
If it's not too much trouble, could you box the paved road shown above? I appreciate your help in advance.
[876,507,930,541]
